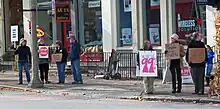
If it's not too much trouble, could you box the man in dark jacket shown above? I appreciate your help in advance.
[14,38,31,84]
[186,32,207,95]
[69,36,83,84]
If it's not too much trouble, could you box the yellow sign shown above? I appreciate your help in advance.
[37,28,44,37]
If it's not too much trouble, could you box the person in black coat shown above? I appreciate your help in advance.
[54,40,68,84]
[186,32,207,95]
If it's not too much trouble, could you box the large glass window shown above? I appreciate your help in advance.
[118,0,132,47]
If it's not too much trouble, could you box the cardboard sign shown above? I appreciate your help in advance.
[51,53,63,62]
[138,51,157,77]
[39,46,49,58]
[165,43,180,60]
[189,48,205,63]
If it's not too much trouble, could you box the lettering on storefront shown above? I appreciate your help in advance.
[178,19,200,32]
[55,2,71,22]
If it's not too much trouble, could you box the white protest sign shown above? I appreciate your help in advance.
[39,46,49,58]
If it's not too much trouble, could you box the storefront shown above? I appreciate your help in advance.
[101,0,204,52]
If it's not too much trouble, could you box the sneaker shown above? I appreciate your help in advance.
[177,90,181,93]
[72,82,78,84]
[172,90,176,93]
[18,82,23,85]
[78,81,83,84]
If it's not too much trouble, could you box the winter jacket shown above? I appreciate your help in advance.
[186,40,207,67]
[70,42,81,61]
[14,45,31,63]
[207,51,214,64]
[55,47,68,63]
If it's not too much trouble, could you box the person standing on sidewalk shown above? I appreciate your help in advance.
[14,38,31,84]
[55,40,68,84]
[166,34,185,93]
[38,39,50,84]
[137,40,154,94]
[205,45,214,86]
[69,36,83,84]
[186,32,207,95]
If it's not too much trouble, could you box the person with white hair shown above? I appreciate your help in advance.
[186,32,207,95]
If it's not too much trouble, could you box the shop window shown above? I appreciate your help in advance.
[118,0,132,47]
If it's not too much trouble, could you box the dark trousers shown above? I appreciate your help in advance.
[39,63,49,82]
[170,67,182,91]
[191,67,205,93]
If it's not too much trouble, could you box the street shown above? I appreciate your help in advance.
[0,90,219,109]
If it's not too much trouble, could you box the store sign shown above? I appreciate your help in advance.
[88,0,101,8]
[196,0,208,5]
[55,2,71,22]
[177,18,201,32]
[11,25,18,42]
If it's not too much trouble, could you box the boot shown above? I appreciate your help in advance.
[206,77,210,86]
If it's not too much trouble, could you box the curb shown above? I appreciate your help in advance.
[0,85,72,96]
[120,96,220,104]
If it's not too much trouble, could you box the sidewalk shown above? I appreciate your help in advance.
[0,71,219,104]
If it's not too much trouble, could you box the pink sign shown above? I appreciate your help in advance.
[141,57,156,73]
[138,51,158,77]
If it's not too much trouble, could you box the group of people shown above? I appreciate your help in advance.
[138,32,214,95]
[14,35,83,85]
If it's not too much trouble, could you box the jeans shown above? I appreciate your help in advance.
[18,62,31,83]
[70,59,82,82]
[205,64,213,77]
[39,63,49,82]
[56,62,66,83]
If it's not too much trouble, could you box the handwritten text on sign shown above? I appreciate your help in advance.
[139,51,158,77]
[165,43,180,60]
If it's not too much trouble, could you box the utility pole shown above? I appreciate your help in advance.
[52,0,57,43]
[29,0,43,88]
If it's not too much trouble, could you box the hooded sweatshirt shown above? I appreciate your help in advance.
[14,39,31,63]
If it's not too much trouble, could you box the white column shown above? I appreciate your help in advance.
[23,0,32,49]
[206,5,216,47]
[0,0,5,56]
[160,0,176,51]
[131,0,147,52]
[101,0,119,52]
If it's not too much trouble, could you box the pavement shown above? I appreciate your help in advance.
[0,71,219,104]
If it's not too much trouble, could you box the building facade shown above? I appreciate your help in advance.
[0,0,208,57]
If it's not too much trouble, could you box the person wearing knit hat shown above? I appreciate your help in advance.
[14,38,31,85]
[54,40,68,84]
[69,35,83,84]
[137,40,155,94]
[166,34,185,93]
[186,32,207,95]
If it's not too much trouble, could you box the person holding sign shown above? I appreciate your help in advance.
[14,38,31,85]
[137,40,155,94]
[186,32,207,95]
[38,39,50,84]
[54,40,68,84]
[165,34,185,93]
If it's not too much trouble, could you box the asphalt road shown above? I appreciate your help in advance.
[0,91,219,109]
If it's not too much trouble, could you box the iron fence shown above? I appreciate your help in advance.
[80,52,166,80]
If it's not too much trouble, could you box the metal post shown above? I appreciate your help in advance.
[29,0,43,88]
[52,0,57,43]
